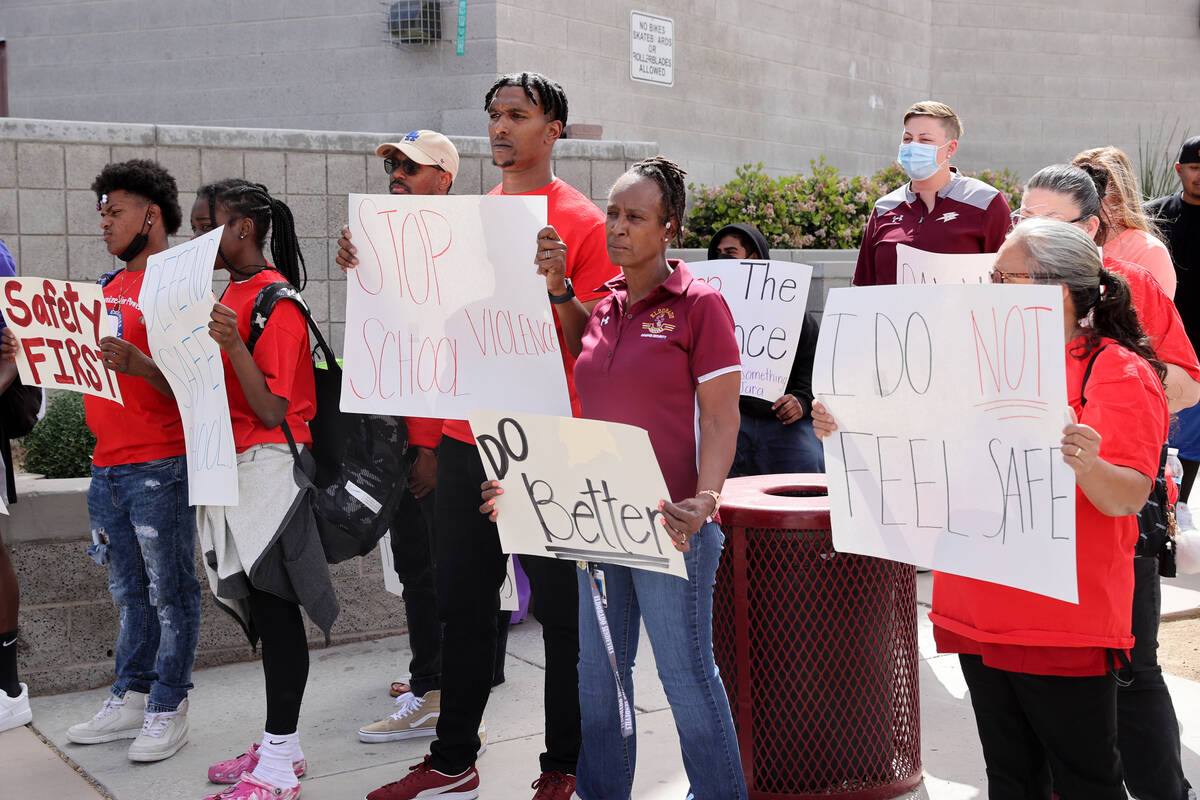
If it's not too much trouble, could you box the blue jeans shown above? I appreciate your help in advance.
[88,456,201,713]
[730,415,824,477]
[575,523,747,800]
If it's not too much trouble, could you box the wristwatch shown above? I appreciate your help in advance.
[698,489,722,523]
[548,279,575,304]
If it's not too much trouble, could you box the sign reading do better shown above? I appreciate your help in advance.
[814,283,1078,602]
[469,409,688,580]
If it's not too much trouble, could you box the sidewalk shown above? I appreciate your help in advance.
[5,571,1199,799]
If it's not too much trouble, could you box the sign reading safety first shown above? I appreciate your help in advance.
[1,278,122,403]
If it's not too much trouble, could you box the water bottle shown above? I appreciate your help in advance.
[1167,447,1184,488]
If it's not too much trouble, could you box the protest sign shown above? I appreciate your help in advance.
[896,244,995,285]
[139,228,238,506]
[468,410,687,579]
[814,284,1077,601]
[1,278,121,403]
[692,259,812,400]
[341,194,569,420]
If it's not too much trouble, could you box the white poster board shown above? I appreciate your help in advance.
[896,244,995,285]
[139,228,238,506]
[342,194,569,421]
[692,259,812,400]
[468,410,687,579]
[814,284,1077,601]
[0,277,122,403]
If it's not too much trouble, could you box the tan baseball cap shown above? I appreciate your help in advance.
[376,130,460,180]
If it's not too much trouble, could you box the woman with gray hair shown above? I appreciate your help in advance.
[815,218,1169,799]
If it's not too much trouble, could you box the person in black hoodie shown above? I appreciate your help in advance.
[707,224,824,476]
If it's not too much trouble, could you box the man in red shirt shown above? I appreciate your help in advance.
[854,101,1011,286]
[362,73,617,800]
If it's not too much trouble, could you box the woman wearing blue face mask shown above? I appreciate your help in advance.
[853,101,1012,286]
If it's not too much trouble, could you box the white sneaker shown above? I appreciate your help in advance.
[67,690,147,744]
[127,698,189,762]
[477,720,488,756]
[0,683,32,732]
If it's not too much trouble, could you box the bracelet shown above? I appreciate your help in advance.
[697,489,721,522]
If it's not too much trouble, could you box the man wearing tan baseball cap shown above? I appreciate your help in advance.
[374,129,459,195]
[340,128,462,747]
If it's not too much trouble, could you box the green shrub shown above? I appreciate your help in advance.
[684,160,1022,250]
[21,391,95,478]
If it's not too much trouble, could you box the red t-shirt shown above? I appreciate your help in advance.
[1104,255,1200,380]
[218,270,316,452]
[930,336,1168,676]
[86,268,187,467]
[406,416,443,449]
[574,261,741,502]
[854,170,1011,286]
[443,177,619,444]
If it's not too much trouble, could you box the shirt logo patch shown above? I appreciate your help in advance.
[601,315,610,326]
[890,214,904,223]
[937,211,960,223]
[642,308,676,336]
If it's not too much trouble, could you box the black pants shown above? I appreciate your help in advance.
[429,437,580,776]
[959,654,1125,800]
[248,587,309,735]
[390,486,441,697]
[1118,555,1193,800]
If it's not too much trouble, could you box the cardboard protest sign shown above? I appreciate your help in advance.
[341,194,569,420]
[0,278,121,403]
[468,410,687,579]
[691,259,812,400]
[814,284,1077,602]
[896,244,995,285]
[139,228,238,506]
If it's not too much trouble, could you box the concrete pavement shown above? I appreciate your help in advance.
[5,571,1199,799]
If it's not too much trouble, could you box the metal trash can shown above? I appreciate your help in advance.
[713,474,921,799]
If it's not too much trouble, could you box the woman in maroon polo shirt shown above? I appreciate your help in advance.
[485,156,747,799]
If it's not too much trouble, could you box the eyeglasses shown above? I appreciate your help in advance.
[1010,209,1086,227]
[383,157,442,177]
[990,269,1037,284]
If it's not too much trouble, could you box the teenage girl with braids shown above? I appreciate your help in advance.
[189,180,335,800]
[814,218,1169,799]
[485,156,748,799]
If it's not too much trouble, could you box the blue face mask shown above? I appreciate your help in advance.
[897,141,947,182]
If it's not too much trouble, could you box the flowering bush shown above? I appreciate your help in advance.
[683,161,1023,250]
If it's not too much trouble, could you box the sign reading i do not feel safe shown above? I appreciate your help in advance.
[341,194,570,421]
[814,284,1078,602]
[468,410,688,580]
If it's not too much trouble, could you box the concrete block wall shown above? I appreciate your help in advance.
[4,475,412,696]
[0,117,656,356]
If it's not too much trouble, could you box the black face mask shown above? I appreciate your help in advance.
[117,215,151,263]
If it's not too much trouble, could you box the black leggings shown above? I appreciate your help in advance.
[248,587,309,735]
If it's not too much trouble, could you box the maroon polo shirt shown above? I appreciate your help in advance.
[854,169,1011,286]
[574,260,741,503]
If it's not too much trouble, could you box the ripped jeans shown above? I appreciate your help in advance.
[88,456,201,712]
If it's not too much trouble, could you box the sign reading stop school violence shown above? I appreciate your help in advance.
[692,259,812,400]
[468,410,688,580]
[341,194,569,420]
[1,277,121,403]
[896,243,995,285]
[815,284,1078,602]
[140,228,238,506]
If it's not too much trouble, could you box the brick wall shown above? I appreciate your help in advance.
[0,117,656,355]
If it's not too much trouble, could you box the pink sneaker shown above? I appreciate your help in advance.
[208,744,307,784]
[202,772,301,800]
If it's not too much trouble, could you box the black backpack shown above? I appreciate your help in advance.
[246,281,409,563]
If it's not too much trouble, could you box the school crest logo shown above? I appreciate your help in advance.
[642,307,676,335]
[937,211,960,223]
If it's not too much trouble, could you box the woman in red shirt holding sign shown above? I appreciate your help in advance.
[815,218,1167,799]
[190,180,331,800]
